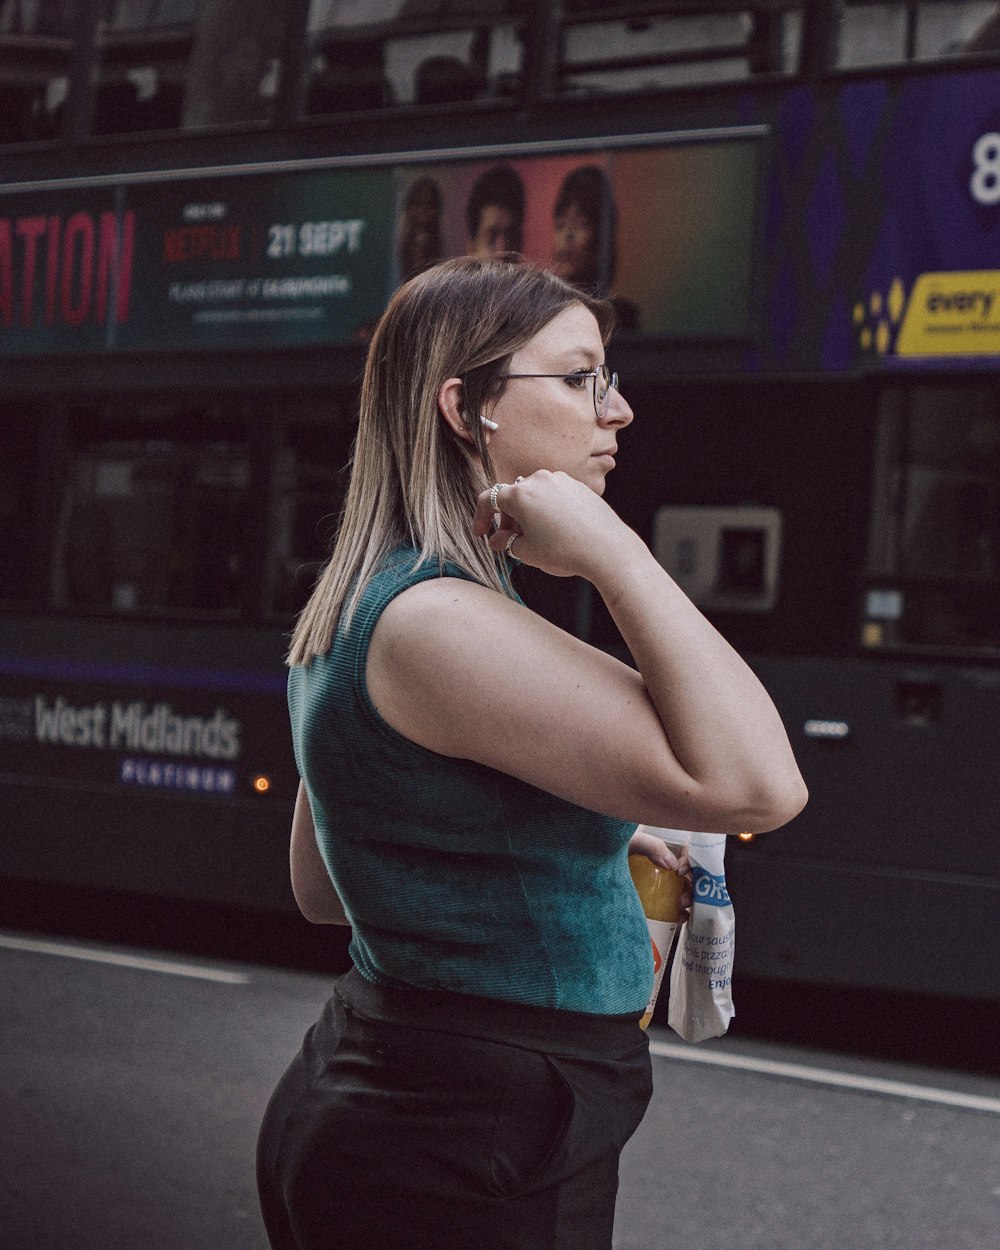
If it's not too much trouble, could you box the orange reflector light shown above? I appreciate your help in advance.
[252,774,271,794]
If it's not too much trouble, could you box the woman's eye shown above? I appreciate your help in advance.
[564,373,589,390]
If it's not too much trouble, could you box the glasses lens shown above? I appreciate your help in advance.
[595,364,610,416]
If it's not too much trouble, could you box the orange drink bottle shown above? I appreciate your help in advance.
[629,853,685,1030]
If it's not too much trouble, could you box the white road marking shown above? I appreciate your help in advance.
[648,1039,1000,1115]
[3,930,994,1110]
[0,933,250,984]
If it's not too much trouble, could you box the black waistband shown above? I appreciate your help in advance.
[335,967,647,1060]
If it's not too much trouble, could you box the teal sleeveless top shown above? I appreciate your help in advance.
[287,547,652,1015]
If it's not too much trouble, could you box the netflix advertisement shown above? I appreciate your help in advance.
[0,168,395,355]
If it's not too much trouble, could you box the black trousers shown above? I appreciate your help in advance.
[256,968,652,1250]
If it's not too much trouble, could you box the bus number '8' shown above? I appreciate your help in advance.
[970,133,1000,205]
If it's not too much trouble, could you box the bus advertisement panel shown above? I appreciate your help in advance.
[393,138,760,341]
[0,168,395,354]
[0,133,761,356]
[757,67,1000,371]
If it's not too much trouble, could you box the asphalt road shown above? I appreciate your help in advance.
[2,928,999,1250]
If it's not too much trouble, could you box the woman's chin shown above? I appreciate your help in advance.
[576,466,608,495]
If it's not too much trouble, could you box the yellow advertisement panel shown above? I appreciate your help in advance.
[895,271,1000,356]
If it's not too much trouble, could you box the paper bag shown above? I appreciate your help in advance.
[666,831,736,1043]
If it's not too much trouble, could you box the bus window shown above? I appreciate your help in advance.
[0,407,37,606]
[0,0,72,143]
[304,2,528,113]
[557,4,803,94]
[268,410,355,619]
[92,0,294,134]
[863,385,1000,652]
[837,2,1000,67]
[50,432,252,618]
[920,2,1000,57]
[838,3,909,65]
[962,3,1000,52]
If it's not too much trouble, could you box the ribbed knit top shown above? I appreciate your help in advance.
[287,547,652,1015]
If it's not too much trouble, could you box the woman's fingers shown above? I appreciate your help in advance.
[489,526,522,557]
[473,471,623,580]
[473,479,519,537]
[475,481,527,559]
[629,830,693,921]
[472,488,500,537]
[629,829,677,869]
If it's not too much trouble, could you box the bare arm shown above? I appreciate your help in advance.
[290,780,350,925]
[367,471,807,835]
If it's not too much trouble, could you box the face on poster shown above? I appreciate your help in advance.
[393,139,759,339]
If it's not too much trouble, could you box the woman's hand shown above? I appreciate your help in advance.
[473,471,639,581]
[629,828,688,874]
[629,828,693,921]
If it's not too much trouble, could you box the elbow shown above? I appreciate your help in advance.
[740,772,809,835]
[300,907,349,927]
[297,902,329,925]
[292,884,350,926]
[293,891,325,924]
[631,760,808,835]
[687,769,808,836]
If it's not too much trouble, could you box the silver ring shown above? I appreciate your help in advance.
[505,532,520,561]
[489,482,507,513]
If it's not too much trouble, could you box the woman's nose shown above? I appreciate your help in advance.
[601,387,633,428]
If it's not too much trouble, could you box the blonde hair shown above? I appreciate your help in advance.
[287,256,615,667]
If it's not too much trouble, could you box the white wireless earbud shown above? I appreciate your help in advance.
[480,414,499,431]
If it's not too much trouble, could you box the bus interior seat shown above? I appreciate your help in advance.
[306,38,393,113]
[414,54,485,103]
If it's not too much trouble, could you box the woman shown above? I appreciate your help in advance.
[256,256,806,1250]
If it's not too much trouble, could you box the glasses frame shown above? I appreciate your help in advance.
[500,364,619,419]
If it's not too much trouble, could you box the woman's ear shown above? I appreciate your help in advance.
[438,376,476,445]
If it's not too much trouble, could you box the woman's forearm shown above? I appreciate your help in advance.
[592,532,807,832]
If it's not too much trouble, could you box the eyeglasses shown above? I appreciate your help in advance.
[500,364,620,419]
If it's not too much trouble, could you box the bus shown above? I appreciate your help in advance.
[2,1,999,1002]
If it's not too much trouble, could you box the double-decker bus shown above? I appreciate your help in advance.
[2,1,999,1001]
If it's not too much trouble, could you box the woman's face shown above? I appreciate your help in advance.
[468,203,520,257]
[486,302,632,496]
[551,205,597,288]
[399,184,441,277]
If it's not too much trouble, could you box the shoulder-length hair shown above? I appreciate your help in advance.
[287,256,615,666]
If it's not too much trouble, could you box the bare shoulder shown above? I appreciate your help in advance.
[375,574,526,642]
[369,575,562,716]
[371,573,603,688]
[383,571,516,620]
[368,575,538,755]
